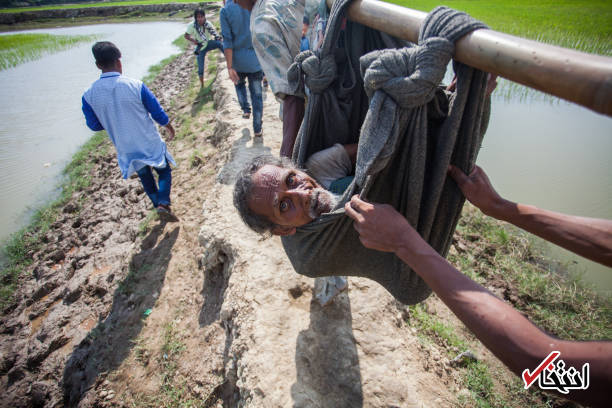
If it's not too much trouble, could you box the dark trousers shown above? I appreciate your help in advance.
[137,163,172,207]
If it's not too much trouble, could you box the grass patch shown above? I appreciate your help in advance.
[390,0,612,56]
[189,52,218,117]
[452,205,612,341]
[408,301,553,408]
[189,149,204,168]
[128,322,201,407]
[1,0,212,13]
[138,211,159,237]
[0,32,97,70]
[409,303,469,354]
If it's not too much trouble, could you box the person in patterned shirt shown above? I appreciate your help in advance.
[234,0,319,158]
[184,8,224,88]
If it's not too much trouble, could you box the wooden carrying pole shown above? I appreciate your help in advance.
[327,0,612,117]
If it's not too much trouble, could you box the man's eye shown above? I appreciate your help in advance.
[279,200,289,212]
[286,173,296,186]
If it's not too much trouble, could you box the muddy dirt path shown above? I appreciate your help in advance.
[0,44,483,407]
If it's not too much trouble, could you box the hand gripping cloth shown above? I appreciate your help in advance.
[283,0,490,304]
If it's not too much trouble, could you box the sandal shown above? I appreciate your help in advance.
[242,112,250,119]
[254,131,263,138]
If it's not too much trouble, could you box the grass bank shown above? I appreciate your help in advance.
[0,32,97,70]
[390,0,612,56]
[0,34,188,311]
[0,0,208,13]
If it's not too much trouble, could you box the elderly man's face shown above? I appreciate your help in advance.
[248,164,337,235]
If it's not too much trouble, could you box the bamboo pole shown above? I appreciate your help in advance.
[327,0,612,117]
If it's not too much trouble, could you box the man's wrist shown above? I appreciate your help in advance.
[394,227,425,263]
[487,198,516,221]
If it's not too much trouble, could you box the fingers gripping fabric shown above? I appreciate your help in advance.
[282,1,490,305]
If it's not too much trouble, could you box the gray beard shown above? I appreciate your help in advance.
[308,188,341,220]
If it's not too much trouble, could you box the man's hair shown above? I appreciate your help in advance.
[233,155,294,235]
[194,7,205,19]
[92,41,121,69]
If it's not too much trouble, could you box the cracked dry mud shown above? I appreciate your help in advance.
[0,41,507,408]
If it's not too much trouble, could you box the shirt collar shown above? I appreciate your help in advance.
[100,72,121,78]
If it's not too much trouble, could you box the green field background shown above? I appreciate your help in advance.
[2,0,610,55]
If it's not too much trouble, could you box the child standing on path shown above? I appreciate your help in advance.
[184,7,223,88]
[81,41,178,221]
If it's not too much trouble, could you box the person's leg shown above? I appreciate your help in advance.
[153,163,172,207]
[196,51,205,87]
[234,72,250,115]
[197,40,222,88]
[247,70,264,136]
[136,166,159,207]
[202,39,223,53]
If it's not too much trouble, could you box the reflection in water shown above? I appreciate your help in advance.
[479,87,612,293]
[0,22,185,248]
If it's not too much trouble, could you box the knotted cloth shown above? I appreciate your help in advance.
[283,0,490,304]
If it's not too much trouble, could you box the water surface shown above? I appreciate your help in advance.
[479,87,612,294]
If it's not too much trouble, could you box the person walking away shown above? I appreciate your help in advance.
[221,0,264,137]
[235,0,320,157]
[81,41,178,221]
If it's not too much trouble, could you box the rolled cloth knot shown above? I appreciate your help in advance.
[360,37,454,109]
[287,50,337,95]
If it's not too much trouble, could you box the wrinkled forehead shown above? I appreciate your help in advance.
[253,164,284,188]
[247,165,284,216]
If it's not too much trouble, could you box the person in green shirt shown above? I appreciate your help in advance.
[184,8,223,87]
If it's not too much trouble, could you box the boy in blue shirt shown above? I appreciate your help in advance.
[81,41,178,221]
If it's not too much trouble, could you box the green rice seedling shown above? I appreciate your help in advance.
[0,0,210,13]
[390,0,611,56]
[0,33,97,70]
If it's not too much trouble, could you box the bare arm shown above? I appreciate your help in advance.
[449,165,612,267]
[184,33,198,46]
[345,195,612,407]
[223,48,239,84]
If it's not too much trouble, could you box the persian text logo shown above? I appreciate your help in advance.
[522,351,589,394]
